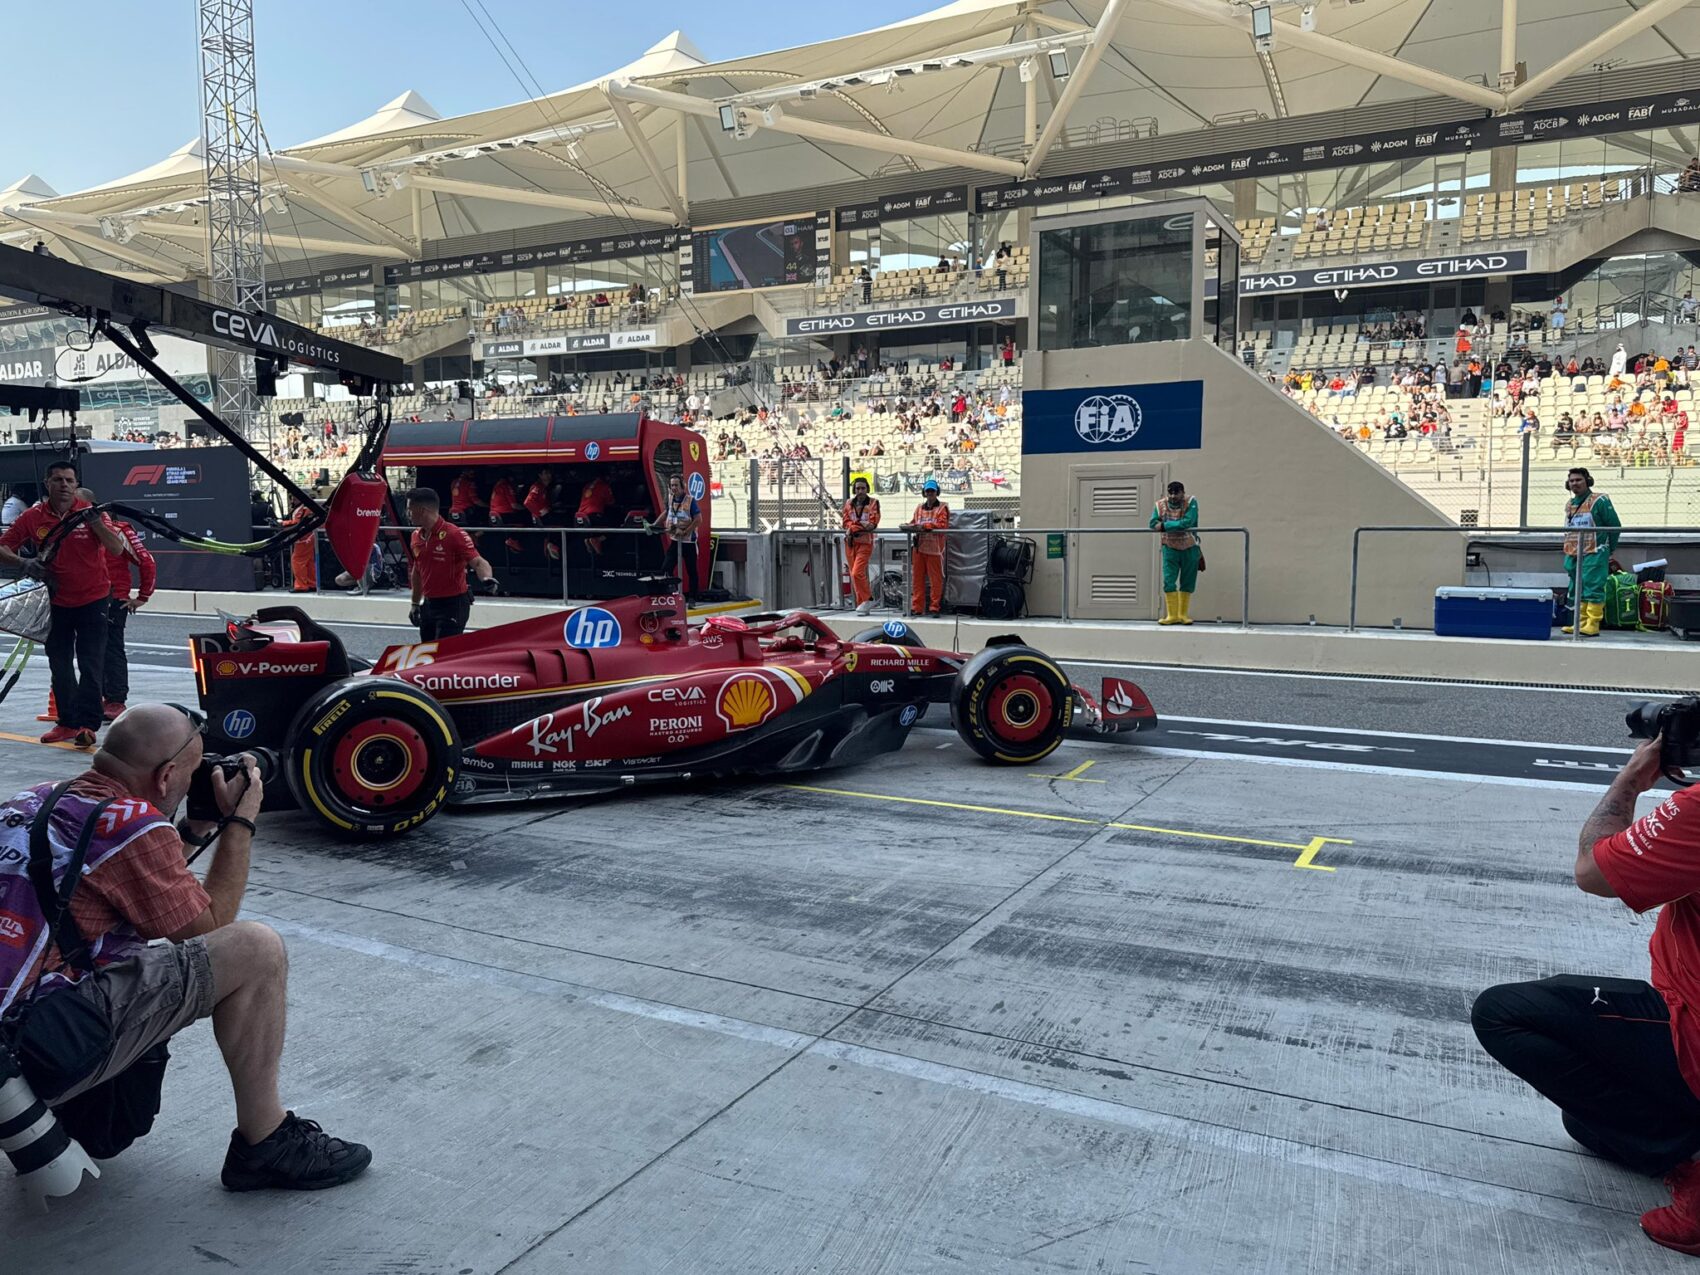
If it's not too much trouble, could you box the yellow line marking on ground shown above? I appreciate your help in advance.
[784,783,1352,867]
[1027,759,1106,783]
[0,730,83,752]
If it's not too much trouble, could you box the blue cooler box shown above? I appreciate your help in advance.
[1434,587,1553,640]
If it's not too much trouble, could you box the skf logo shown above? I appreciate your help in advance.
[125,465,166,486]
[716,674,776,731]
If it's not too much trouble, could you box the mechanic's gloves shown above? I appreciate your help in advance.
[475,577,499,597]
[408,605,423,628]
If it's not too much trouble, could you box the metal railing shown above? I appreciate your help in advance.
[778,524,1252,627]
[1347,523,1700,635]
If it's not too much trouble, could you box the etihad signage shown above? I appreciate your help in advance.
[976,89,1700,213]
[483,329,657,358]
[786,298,1016,336]
[1207,251,1530,298]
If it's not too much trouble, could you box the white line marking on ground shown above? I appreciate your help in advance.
[1163,716,1636,754]
[257,911,1632,1226]
[1074,660,1657,698]
[1136,745,1650,793]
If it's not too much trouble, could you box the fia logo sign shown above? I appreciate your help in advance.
[1074,394,1142,445]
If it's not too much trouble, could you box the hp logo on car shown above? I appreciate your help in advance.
[564,606,622,649]
[223,709,257,740]
[1073,394,1142,445]
[882,620,909,638]
[688,472,706,501]
[584,441,602,460]
[899,704,920,727]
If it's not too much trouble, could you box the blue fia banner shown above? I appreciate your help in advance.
[1021,380,1204,455]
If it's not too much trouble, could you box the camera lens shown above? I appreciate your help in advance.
[1626,703,1663,739]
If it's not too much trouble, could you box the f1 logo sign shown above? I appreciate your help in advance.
[124,465,165,485]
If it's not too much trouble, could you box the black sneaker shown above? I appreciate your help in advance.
[221,1112,372,1192]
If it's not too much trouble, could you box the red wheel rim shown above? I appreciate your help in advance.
[986,674,1051,743]
[330,717,430,807]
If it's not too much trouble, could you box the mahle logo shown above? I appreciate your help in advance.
[1073,394,1142,445]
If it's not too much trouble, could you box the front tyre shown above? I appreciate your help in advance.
[284,677,461,838]
[950,646,1073,764]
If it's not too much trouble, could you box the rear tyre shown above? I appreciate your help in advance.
[284,677,460,838]
[950,646,1073,764]
[851,620,922,646]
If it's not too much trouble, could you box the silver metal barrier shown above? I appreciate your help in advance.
[779,525,1253,627]
[1347,524,1700,635]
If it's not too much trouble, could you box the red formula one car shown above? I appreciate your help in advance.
[189,594,1157,838]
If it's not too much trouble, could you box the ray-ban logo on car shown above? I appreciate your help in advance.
[1074,394,1142,445]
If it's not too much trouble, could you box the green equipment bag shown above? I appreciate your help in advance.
[1604,571,1641,629]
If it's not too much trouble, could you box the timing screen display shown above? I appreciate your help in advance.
[692,219,814,291]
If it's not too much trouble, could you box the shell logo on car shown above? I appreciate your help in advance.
[716,674,777,731]
[216,659,237,677]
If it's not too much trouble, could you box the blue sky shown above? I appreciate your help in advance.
[5,0,926,195]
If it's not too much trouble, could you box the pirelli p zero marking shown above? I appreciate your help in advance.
[950,647,1073,765]
[284,677,461,838]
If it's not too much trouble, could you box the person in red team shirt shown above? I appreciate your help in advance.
[76,486,155,722]
[488,471,528,555]
[406,487,495,640]
[1474,730,1700,1255]
[575,471,616,563]
[448,468,488,526]
[523,467,561,561]
[0,459,127,746]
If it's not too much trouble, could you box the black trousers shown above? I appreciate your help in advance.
[419,593,471,642]
[663,541,700,596]
[47,599,108,731]
[103,598,131,705]
[1472,974,1700,1175]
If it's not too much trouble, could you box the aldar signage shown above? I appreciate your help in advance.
[483,329,658,358]
[976,89,1700,214]
[0,346,54,383]
[786,298,1015,336]
[1208,250,1531,298]
[53,332,209,381]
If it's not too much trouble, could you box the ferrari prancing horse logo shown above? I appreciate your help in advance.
[688,441,700,462]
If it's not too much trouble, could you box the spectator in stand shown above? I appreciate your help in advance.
[1680,156,1700,193]
[1680,291,1698,324]
[1000,336,1016,367]
[994,242,1011,289]
[1550,297,1567,335]
[1611,343,1629,378]
[934,257,952,275]
[858,265,873,304]
[902,478,950,617]
[76,487,155,723]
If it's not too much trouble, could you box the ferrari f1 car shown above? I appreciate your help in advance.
[190,593,1157,838]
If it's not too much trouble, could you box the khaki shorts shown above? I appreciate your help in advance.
[43,938,216,1105]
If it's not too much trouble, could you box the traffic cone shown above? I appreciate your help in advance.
[37,690,57,722]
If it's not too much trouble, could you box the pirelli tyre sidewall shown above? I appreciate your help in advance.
[851,622,922,646]
[284,676,461,838]
[950,646,1073,765]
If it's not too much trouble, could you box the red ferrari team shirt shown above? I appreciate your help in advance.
[489,479,520,518]
[523,480,552,520]
[575,478,614,521]
[1594,784,1700,1099]
[410,520,479,599]
[0,499,113,607]
[450,474,482,515]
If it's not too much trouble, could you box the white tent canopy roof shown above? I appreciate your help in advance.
[3,1,1693,277]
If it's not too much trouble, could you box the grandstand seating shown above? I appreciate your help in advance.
[814,248,1029,308]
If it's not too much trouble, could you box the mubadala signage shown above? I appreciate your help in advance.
[1208,251,1530,298]
[786,298,1016,336]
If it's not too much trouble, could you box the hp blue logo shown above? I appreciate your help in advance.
[882,620,908,638]
[564,606,622,649]
[223,709,256,740]
[899,704,920,727]
[584,441,602,461]
[688,472,706,501]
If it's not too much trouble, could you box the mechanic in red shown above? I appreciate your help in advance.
[78,485,156,722]
[524,467,562,561]
[449,468,487,526]
[575,471,616,564]
[0,459,127,746]
[489,472,527,555]
[1474,732,1700,1256]
[407,486,496,640]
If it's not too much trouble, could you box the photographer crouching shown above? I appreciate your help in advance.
[1473,720,1700,1256]
[0,704,370,1194]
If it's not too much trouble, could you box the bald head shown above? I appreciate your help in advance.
[94,705,204,816]
[77,487,95,503]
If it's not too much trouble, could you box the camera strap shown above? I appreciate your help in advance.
[26,783,123,985]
